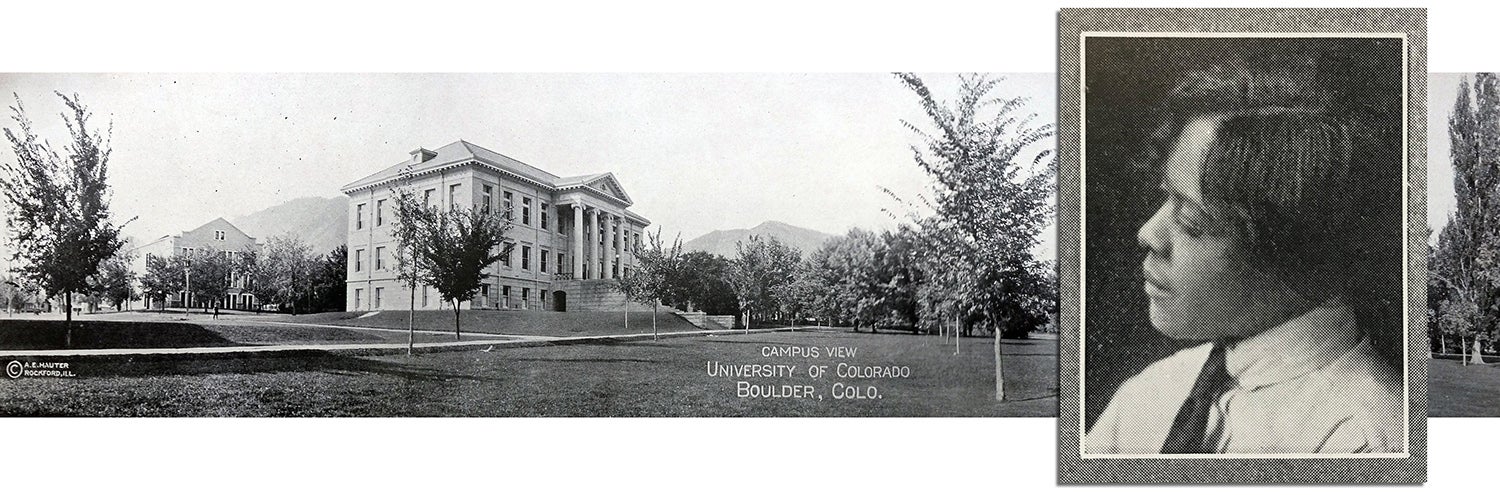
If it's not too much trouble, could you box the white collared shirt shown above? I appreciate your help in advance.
[1085,303,1404,454]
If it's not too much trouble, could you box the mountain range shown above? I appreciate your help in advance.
[227,197,830,261]
[680,221,834,259]
[231,196,348,255]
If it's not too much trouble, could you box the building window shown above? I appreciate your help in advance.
[557,253,565,274]
[375,246,385,270]
[503,191,513,220]
[522,197,532,225]
[598,224,606,246]
[482,185,493,215]
[423,189,434,207]
[502,285,511,308]
[355,288,363,309]
[540,290,547,305]
[481,284,490,303]
[375,287,383,309]
[448,184,460,210]
[502,242,514,268]
[376,199,385,226]
[354,249,364,272]
[612,224,619,249]
[214,230,226,240]
[612,260,619,279]
[540,249,549,273]
[522,245,531,270]
[558,210,566,234]
[634,232,641,251]
[356,203,365,230]
[522,287,530,308]
[541,203,549,230]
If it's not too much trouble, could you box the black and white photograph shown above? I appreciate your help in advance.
[0,73,1059,418]
[1057,8,1426,484]
[1428,72,1500,417]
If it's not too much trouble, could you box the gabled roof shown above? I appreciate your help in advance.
[341,140,636,207]
[184,217,256,243]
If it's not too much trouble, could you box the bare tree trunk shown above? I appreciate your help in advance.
[953,313,960,356]
[1472,338,1487,365]
[64,292,73,348]
[990,312,1005,402]
[453,302,462,341]
[408,281,416,356]
[652,299,659,340]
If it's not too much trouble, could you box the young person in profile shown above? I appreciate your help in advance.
[1085,65,1404,454]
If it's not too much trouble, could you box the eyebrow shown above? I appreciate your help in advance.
[1158,180,1208,218]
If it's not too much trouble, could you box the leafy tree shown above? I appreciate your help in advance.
[728,235,801,330]
[247,234,317,315]
[896,73,1055,401]
[140,253,183,311]
[308,245,348,313]
[675,251,739,315]
[1,92,132,345]
[401,204,513,340]
[183,248,233,316]
[92,249,136,311]
[617,228,683,339]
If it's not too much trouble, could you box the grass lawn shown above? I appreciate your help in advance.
[0,320,391,350]
[0,330,1056,417]
[255,309,704,337]
[1429,357,1500,417]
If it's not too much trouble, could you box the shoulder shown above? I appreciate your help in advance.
[1087,342,1211,454]
[1306,338,1405,452]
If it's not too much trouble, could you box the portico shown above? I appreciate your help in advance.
[339,140,650,312]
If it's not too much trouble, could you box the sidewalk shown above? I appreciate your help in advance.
[0,325,800,359]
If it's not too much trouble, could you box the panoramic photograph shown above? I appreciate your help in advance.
[0,72,1058,417]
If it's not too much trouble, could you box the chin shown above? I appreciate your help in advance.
[1148,305,1217,342]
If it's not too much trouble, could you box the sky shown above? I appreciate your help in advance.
[0,72,1055,262]
[1429,72,1462,243]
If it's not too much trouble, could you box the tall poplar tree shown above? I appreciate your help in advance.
[1434,73,1500,365]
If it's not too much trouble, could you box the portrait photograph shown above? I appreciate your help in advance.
[1057,8,1426,484]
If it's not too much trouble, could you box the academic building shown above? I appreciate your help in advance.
[339,140,651,312]
[129,217,261,310]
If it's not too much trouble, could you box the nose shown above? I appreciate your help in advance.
[1137,202,1171,256]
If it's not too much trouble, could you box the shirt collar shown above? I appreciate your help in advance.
[1223,300,1362,390]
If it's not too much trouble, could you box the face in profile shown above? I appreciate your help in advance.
[1136,117,1305,342]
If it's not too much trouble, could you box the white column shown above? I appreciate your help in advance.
[586,208,599,280]
[613,214,623,278]
[571,204,584,278]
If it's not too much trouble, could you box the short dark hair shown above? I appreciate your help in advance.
[1142,63,1397,304]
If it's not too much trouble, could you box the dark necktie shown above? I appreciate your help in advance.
[1161,342,1234,454]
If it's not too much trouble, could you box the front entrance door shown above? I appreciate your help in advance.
[553,291,567,312]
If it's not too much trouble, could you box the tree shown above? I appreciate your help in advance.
[675,251,739,315]
[1434,73,1500,366]
[183,248,233,317]
[896,73,1056,401]
[1,92,132,346]
[390,176,436,354]
[402,204,513,340]
[307,245,348,313]
[617,228,683,339]
[92,249,137,311]
[140,254,183,311]
[247,234,317,315]
[728,235,801,331]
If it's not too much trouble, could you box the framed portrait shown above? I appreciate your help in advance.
[1057,8,1426,484]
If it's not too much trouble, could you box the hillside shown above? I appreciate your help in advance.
[681,221,834,258]
[231,196,348,255]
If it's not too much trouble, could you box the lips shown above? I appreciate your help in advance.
[1142,266,1173,299]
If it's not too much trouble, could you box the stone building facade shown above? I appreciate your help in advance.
[129,217,261,310]
[339,140,651,312]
